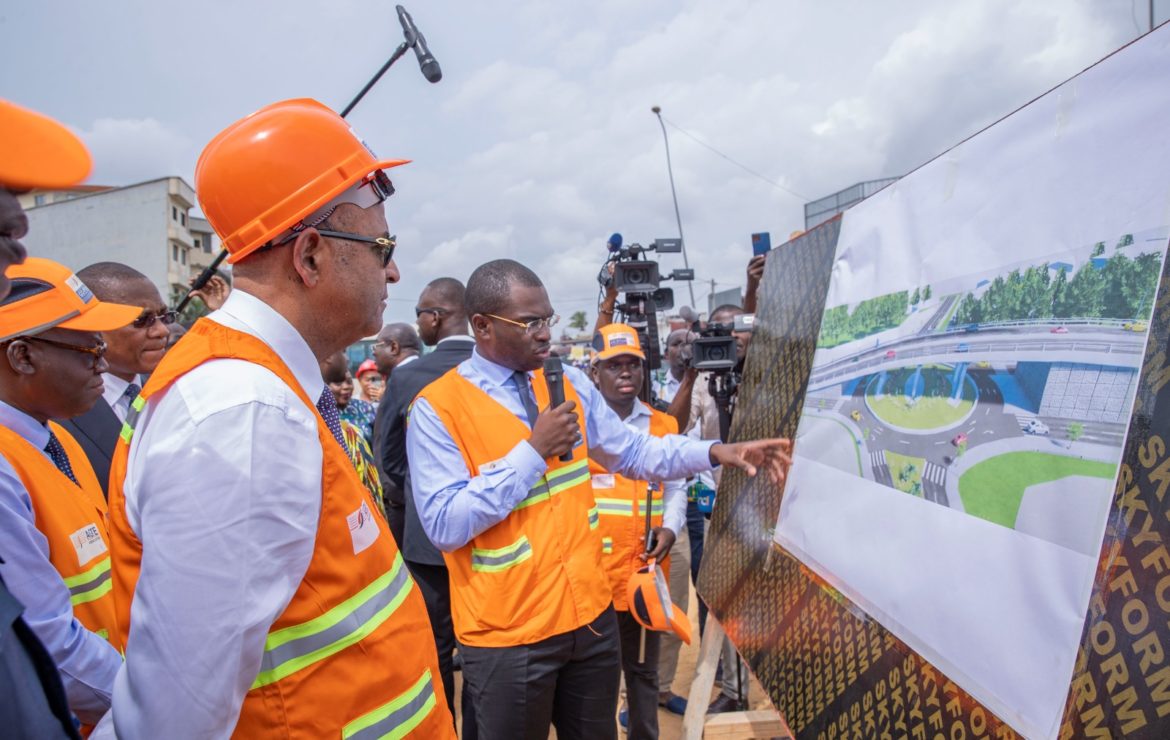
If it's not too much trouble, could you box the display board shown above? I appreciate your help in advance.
[699,26,1170,739]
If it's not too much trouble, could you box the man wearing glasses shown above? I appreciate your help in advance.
[407,258,793,739]
[372,321,421,380]
[94,99,452,739]
[59,262,173,497]
[0,257,144,730]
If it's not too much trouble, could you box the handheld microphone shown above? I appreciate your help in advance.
[607,233,623,252]
[396,5,442,83]
[543,357,574,462]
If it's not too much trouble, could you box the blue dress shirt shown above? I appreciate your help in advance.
[406,348,716,551]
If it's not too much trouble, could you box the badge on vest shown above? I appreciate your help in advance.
[592,474,615,489]
[347,500,380,555]
[69,523,108,566]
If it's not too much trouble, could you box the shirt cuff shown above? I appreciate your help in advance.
[690,439,719,472]
[506,440,549,491]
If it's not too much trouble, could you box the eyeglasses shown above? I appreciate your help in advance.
[317,231,396,267]
[484,313,560,335]
[270,170,395,247]
[14,335,107,367]
[131,309,179,329]
[414,306,447,318]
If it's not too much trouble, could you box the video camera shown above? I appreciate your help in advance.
[690,314,754,371]
[599,236,694,312]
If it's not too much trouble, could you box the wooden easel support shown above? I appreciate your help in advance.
[681,616,792,739]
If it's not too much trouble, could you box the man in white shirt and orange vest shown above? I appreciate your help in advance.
[588,322,687,739]
[407,258,792,739]
[0,257,144,728]
[94,99,453,739]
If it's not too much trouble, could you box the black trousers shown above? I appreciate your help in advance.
[459,605,621,740]
[686,500,708,634]
[616,609,661,740]
[406,561,477,739]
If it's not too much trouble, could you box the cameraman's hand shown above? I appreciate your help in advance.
[189,274,231,311]
[604,263,618,301]
[709,438,793,486]
[641,526,676,562]
[529,400,580,459]
[747,254,767,286]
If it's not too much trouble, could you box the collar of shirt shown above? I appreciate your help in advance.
[436,335,475,346]
[0,398,51,454]
[101,372,142,411]
[397,354,419,368]
[206,288,325,403]
[467,346,526,387]
[616,398,652,432]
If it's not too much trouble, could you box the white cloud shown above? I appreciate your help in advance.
[77,117,195,187]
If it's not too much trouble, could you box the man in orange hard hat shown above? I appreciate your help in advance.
[0,98,97,739]
[95,99,453,738]
[0,258,144,731]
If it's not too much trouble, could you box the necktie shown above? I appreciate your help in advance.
[511,370,539,427]
[45,432,79,486]
[316,388,350,453]
[122,382,141,417]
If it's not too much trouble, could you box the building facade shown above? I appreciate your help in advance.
[804,177,900,231]
[21,177,219,303]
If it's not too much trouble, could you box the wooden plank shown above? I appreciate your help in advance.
[682,616,726,740]
[703,710,791,739]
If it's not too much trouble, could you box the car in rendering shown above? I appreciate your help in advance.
[963,323,981,333]
[1022,419,1050,435]
[976,360,991,368]
[885,350,896,359]
[1124,321,1149,332]
[956,343,969,352]
[1050,326,1069,334]
[851,410,862,422]
[952,432,968,446]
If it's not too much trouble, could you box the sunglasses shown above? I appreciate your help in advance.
[132,309,179,329]
[317,231,396,267]
[271,170,395,248]
[11,335,108,368]
[414,306,447,318]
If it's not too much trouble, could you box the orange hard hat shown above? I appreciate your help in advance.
[195,98,410,263]
[0,99,92,190]
[591,322,645,363]
[0,258,142,342]
[627,558,692,644]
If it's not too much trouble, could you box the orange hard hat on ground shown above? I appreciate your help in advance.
[356,359,379,378]
[195,98,410,264]
[0,258,142,342]
[592,322,645,363]
[0,99,92,190]
[627,558,692,644]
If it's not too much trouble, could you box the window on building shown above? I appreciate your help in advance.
[34,194,46,206]
[172,205,178,221]
[194,236,201,250]
[172,244,178,262]
[180,248,186,266]
[181,212,187,227]
[203,238,212,254]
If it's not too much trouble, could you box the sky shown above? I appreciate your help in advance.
[2,0,1162,326]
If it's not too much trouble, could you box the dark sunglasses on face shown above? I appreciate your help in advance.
[8,335,108,367]
[414,306,446,318]
[318,231,397,267]
[132,309,180,329]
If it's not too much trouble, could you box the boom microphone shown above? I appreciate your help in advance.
[543,357,574,462]
[679,305,701,332]
[396,5,442,83]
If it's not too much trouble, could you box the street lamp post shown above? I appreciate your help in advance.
[652,106,698,308]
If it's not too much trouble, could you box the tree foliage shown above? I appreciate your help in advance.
[818,291,910,348]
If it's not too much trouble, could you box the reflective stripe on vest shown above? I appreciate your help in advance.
[601,537,613,554]
[342,668,438,740]
[62,556,113,607]
[587,505,599,530]
[471,535,533,573]
[118,395,146,444]
[514,458,591,511]
[251,555,414,689]
[594,497,634,516]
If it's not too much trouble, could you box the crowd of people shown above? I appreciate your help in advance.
[1,95,793,739]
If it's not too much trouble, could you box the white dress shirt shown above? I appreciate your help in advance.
[100,373,145,423]
[0,399,123,723]
[614,400,687,536]
[93,289,325,739]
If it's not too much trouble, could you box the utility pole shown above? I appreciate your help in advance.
[652,106,698,308]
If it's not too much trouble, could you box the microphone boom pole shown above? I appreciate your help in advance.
[177,4,440,313]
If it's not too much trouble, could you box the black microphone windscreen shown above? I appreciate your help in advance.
[421,59,442,83]
[679,305,698,322]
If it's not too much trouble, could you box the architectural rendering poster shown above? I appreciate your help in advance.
[699,26,1170,740]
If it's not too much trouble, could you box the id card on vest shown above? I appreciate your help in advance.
[592,474,615,489]
[70,523,108,566]
[347,500,380,555]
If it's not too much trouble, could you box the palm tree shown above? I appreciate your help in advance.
[568,311,588,332]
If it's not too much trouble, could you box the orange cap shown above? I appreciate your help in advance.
[0,258,142,342]
[627,559,692,644]
[0,99,92,190]
[591,322,645,362]
[195,98,410,263]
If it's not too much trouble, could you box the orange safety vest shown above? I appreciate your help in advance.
[589,403,677,611]
[417,368,612,647]
[106,319,453,740]
[0,421,123,651]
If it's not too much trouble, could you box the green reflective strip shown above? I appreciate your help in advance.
[120,397,146,443]
[61,556,110,588]
[131,395,145,412]
[595,498,634,516]
[118,422,133,444]
[343,669,437,740]
[515,458,591,511]
[71,577,112,606]
[251,558,413,689]
[588,506,599,530]
[513,483,550,511]
[648,500,665,515]
[601,537,613,554]
[544,458,589,487]
[471,536,533,573]
[547,469,591,496]
[96,628,109,641]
